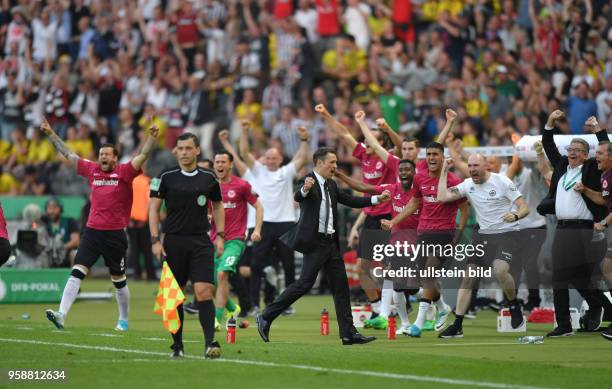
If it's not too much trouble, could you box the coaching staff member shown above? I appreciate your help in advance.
[149,132,225,359]
[540,111,608,337]
[257,147,391,344]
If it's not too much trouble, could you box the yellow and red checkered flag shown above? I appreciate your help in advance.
[153,261,185,334]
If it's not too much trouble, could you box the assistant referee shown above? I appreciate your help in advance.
[149,132,225,359]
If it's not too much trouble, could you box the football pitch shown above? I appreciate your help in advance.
[0,280,610,389]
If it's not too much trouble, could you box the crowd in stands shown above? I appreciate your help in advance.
[0,0,609,199]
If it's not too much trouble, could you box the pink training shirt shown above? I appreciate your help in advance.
[77,159,141,230]
[211,175,259,242]
[0,201,8,240]
[412,172,463,232]
[353,143,397,216]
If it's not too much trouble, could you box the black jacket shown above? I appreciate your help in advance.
[537,127,608,221]
[280,172,373,254]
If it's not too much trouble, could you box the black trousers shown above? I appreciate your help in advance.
[262,236,356,338]
[0,238,10,266]
[127,222,156,280]
[552,222,603,327]
[511,226,547,303]
[250,222,295,307]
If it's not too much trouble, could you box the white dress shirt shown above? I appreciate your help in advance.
[555,164,593,220]
[301,171,380,234]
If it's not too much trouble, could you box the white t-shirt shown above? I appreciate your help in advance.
[343,4,371,50]
[243,169,257,229]
[294,9,319,43]
[32,19,58,62]
[455,173,522,234]
[250,161,297,223]
[512,166,547,229]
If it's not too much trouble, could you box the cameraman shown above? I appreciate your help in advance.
[43,198,79,268]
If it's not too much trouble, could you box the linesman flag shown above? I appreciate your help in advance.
[154,261,185,334]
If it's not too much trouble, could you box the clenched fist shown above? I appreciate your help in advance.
[354,110,366,122]
[445,109,457,122]
[219,129,230,142]
[303,177,316,192]
[379,190,391,202]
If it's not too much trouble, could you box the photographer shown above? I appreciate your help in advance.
[43,197,79,268]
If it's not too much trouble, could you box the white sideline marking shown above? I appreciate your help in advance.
[0,338,549,389]
[142,337,199,343]
[435,342,521,347]
[90,333,123,338]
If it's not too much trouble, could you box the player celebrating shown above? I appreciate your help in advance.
[149,133,224,359]
[43,119,158,331]
[437,155,529,338]
[0,201,10,266]
[211,150,264,325]
[335,159,420,334]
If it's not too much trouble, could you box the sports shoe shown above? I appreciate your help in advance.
[422,320,435,331]
[578,307,603,332]
[184,301,198,314]
[281,306,296,316]
[246,306,260,317]
[170,344,184,358]
[435,304,452,331]
[46,310,64,329]
[368,315,388,330]
[523,299,541,312]
[438,323,463,339]
[408,324,421,338]
[464,309,477,319]
[115,319,128,331]
[509,303,524,329]
[227,304,241,319]
[601,324,612,341]
[546,326,574,337]
[395,325,410,336]
[205,341,221,359]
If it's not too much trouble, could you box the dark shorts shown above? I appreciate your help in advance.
[469,231,517,266]
[0,237,11,266]
[163,234,215,285]
[358,213,392,260]
[74,227,128,275]
[416,230,455,269]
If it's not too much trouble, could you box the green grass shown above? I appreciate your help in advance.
[0,280,610,389]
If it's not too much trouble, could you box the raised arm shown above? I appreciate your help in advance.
[586,116,609,142]
[376,118,403,156]
[239,120,256,169]
[506,154,522,180]
[219,129,247,177]
[334,170,380,195]
[292,126,311,171]
[448,138,469,177]
[131,125,159,171]
[437,158,465,203]
[40,118,79,167]
[437,109,458,146]
[315,104,358,152]
[542,110,564,166]
[355,110,389,163]
[534,141,553,187]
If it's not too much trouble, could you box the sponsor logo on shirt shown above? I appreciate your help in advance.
[603,180,608,189]
[376,161,383,170]
[394,194,402,200]
[364,171,382,180]
[227,190,236,198]
[223,202,237,209]
[393,205,404,213]
[489,189,497,197]
[92,179,119,186]
[423,195,439,203]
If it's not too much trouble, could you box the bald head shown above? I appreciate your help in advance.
[264,148,283,171]
[486,156,502,173]
[468,153,489,184]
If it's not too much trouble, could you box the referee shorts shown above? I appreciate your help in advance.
[74,227,128,276]
[163,234,215,286]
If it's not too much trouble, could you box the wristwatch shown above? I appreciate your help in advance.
[151,236,160,244]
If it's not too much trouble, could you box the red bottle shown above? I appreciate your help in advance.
[226,316,236,344]
[321,308,329,336]
[387,314,396,340]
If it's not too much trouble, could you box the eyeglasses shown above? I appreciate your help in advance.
[565,147,586,153]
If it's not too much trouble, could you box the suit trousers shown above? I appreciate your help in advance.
[551,223,603,327]
[262,236,356,338]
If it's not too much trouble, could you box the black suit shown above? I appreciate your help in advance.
[262,172,372,337]
[539,127,608,328]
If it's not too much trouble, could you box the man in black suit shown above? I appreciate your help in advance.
[257,147,391,345]
[539,111,608,337]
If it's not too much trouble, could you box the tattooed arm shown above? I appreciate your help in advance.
[40,118,79,167]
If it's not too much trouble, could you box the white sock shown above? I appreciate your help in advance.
[379,280,394,319]
[393,291,410,327]
[371,300,381,314]
[59,276,82,316]
[415,301,430,329]
[115,284,130,321]
[434,295,448,312]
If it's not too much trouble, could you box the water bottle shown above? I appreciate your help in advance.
[226,317,236,344]
[321,309,329,336]
[387,314,396,340]
[518,336,544,344]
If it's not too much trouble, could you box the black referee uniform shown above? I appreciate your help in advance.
[150,166,222,350]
